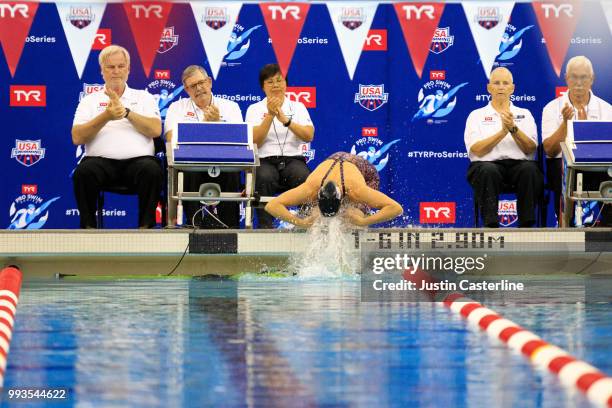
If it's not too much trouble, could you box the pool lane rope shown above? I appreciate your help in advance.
[0,266,22,387]
[404,268,612,407]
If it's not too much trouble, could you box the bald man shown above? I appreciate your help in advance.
[464,67,543,227]
[542,56,612,225]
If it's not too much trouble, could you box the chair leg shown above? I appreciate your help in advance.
[96,192,104,229]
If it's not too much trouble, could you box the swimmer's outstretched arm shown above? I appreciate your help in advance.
[347,185,403,226]
[264,181,318,228]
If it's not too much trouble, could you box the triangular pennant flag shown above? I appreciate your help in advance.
[0,2,39,77]
[190,2,242,79]
[393,3,444,79]
[56,3,106,79]
[260,2,310,76]
[123,1,172,78]
[463,2,514,78]
[327,2,377,80]
[532,1,582,77]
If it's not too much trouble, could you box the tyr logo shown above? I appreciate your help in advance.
[268,5,300,20]
[0,4,29,18]
[541,3,573,18]
[131,4,163,19]
[10,86,46,107]
[363,30,387,51]
[402,5,435,20]
[285,87,316,108]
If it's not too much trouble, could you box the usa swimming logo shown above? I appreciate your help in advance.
[224,24,262,65]
[79,83,104,101]
[68,6,94,29]
[354,84,389,112]
[340,7,366,30]
[495,24,534,63]
[498,199,518,227]
[412,75,468,123]
[476,7,501,30]
[8,186,60,230]
[11,140,45,167]
[430,27,454,54]
[158,27,178,54]
[350,136,399,172]
[300,143,315,163]
[204,7,228,29]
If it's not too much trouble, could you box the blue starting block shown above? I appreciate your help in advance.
[168,122,259,228]
[561,120,612,227]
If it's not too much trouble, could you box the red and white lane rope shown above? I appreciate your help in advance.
[0,266,23,387]
[404,269,612,407]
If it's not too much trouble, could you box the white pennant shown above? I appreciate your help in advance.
[56,3,106,79]
[190,2,242,79]
[327,2,377,80]
[462,2,514,78]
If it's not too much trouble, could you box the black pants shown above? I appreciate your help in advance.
[184,171,240,228]
[468,160,543,228]
[547,157,612,226]
[256,156,310,228]
[73,156,163,228]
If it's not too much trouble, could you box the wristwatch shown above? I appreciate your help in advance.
[509,126,518,135]
[124,108,131,119]
[283,118,292,127]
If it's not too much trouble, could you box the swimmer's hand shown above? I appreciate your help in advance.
[294,212,318,228]
[344,207,367,226]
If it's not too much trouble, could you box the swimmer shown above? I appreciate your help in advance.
[264,152,403,227]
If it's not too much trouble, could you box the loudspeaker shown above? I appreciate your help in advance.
[199,183,221,206]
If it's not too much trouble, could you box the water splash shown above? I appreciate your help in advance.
[288,216,361,278]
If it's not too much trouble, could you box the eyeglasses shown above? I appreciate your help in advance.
[568,74,592,84]
[264,77,285,86]
[186,79,209,92]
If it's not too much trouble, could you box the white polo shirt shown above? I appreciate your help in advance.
[542,91,612,158]
[245,98,314,158]
[73,85,160,160]
[464,102,538,162]
[164,95,243,138]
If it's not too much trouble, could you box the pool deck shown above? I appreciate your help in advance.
[2,228,612,278]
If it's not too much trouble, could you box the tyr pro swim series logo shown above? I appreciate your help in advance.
[8,185,60,230]
[67,5,94,29]
[146,76,184,119]
[354,84,389,112]
[11,140,45,167]
[413,72,468,123]
[495,24,534,63]
[158,27,178,54]
[350,133,399,172]
[223,24,262,66]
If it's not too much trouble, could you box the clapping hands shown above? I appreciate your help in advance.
[104,88,126,120]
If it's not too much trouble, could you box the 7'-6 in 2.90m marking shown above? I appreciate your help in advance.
[354,232,505,250]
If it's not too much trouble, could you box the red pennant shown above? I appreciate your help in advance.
[394,3,444,79]
[123,1,172,78]
[260,2,310,76]
[533,1,582,77]
[0,2,38,77]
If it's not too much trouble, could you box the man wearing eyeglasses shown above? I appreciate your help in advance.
[72,45,163,229]
[245,63,315,229]
[465,67,543,228]
[164,65,243,228]
[542,56,612,225]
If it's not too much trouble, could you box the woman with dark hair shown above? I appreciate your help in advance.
[264,152,403,228]
[245,64,315,228]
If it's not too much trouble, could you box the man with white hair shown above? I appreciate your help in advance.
[72,45,163,228]
[542,55,612,224]
[465,67,543,228]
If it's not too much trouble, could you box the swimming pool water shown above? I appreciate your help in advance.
[4,279,611,407]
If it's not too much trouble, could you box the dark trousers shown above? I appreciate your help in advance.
[184,171,240,228]
[73,156,163,228]
[256,156,310,228]
[548,157,612,225]
[468,160,543,228]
